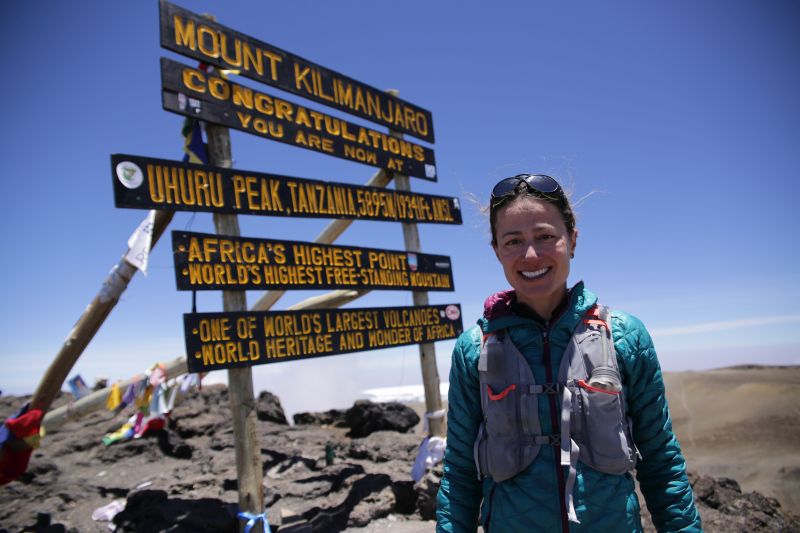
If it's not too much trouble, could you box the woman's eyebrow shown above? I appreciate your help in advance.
[499,229,523,239]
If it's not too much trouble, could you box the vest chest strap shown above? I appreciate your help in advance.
[529,434,561,447]
[527,383,562,395]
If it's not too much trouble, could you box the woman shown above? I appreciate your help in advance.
[436,174,701,532]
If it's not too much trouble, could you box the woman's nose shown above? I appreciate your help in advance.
[524,244,539,259]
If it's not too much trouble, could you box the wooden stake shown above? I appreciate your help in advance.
[205,120,265,532]
[30,210,174,415]
[387,90,445,437]
[42,356,187,432]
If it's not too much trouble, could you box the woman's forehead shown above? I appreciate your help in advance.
[497,197,562,221]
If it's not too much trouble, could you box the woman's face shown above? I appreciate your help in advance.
[492,196,577,318]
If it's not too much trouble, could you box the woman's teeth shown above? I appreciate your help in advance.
[520,267,550,279]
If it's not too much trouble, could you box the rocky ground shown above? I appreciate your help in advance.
[1,385,798,532]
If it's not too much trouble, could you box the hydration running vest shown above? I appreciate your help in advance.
[473,305,640,523]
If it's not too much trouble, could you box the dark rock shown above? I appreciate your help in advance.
[301,473,395,532]
[344,401,420,438]
[113,489,238,532]
[393,480,418,515]
[293,408,348,427]
[2,387,797,533]
[640,473,800,532]
[348,431,420,463]
[17,458,60,486]
[156,428,194,459]
[257,390,289,425]
[414,466,443,521]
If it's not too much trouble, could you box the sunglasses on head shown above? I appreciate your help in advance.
[491,174,565,206]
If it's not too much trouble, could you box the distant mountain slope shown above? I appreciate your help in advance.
[664,365,800,514]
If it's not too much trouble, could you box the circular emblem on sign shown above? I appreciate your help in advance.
[116,161,144,189]
[445,305,460,321]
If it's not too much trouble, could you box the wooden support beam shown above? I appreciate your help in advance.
[206,119,265,532]
[41,357,187,432]
[30,209,174,415]
[387,89,445,438]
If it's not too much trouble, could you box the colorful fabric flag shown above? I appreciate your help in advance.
[0,404,43,485]
[182,117,208,164]
[102,421,135,447]
[105,383,122,411]
[121,382,136,406]
[124,210,156,274]
[67,374,91,399]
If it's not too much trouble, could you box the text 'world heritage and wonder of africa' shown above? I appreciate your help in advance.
[184,304,463,372]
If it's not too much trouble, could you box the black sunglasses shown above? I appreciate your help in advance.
[491,174,565,205]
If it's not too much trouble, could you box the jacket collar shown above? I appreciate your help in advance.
[479,281,596,335]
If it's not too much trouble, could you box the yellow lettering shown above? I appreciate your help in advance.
[197,25,220,58]
[183,69,206,93]
[173,16,195,50]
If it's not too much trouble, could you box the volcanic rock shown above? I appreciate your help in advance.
[293,408,348,427]
[256,391,289,425]
[1,383,798,532]
[344,400,420,438]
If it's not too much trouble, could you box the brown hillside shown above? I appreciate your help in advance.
[664,365,800,514]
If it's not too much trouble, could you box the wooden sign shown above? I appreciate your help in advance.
[111,154,460,224]
[172,230,455,292]
[184,304,463,372]
[161,58,437,180]
[159,0,434,143]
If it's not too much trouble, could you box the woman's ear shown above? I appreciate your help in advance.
[570,229,578,258]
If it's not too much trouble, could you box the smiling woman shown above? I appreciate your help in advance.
[435,174,702,532]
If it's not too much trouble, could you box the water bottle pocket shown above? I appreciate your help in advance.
[577,379,620,395]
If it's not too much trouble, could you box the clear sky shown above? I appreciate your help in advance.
[1,1,798,418]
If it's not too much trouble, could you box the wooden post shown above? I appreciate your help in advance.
[206,120,265,532]
[387,90,446,438]
[30,209,174,415]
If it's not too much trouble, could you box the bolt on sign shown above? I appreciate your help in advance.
[171,231,455,292]
[184,304,463,372]
[159,0,434,144]
[111,154,461,224]
[161,58,437,180]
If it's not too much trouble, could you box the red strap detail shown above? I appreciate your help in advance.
[582,305,609,330]
[487,384,516,401]
[577,379,620,395]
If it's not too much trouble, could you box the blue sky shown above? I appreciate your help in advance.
[1,1,798,417]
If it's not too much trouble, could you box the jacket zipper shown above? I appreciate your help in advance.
[484,483,497,532]
[543,329,570,533]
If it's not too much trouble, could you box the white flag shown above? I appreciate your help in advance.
[125,210,156,274]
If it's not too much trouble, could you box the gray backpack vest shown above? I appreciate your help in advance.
[473,305,639,524]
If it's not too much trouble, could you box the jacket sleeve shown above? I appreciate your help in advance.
[436,328,484,533]
[614,312,702,532]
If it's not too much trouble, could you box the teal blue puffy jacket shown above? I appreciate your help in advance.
[436,282,702,532]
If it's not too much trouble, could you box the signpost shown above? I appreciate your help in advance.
[112,153,460,224]
[184,304,463,373]
[95,4,459,530]
[159,0,435,143]
[161,58,437,180]
[171,231,455,292]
